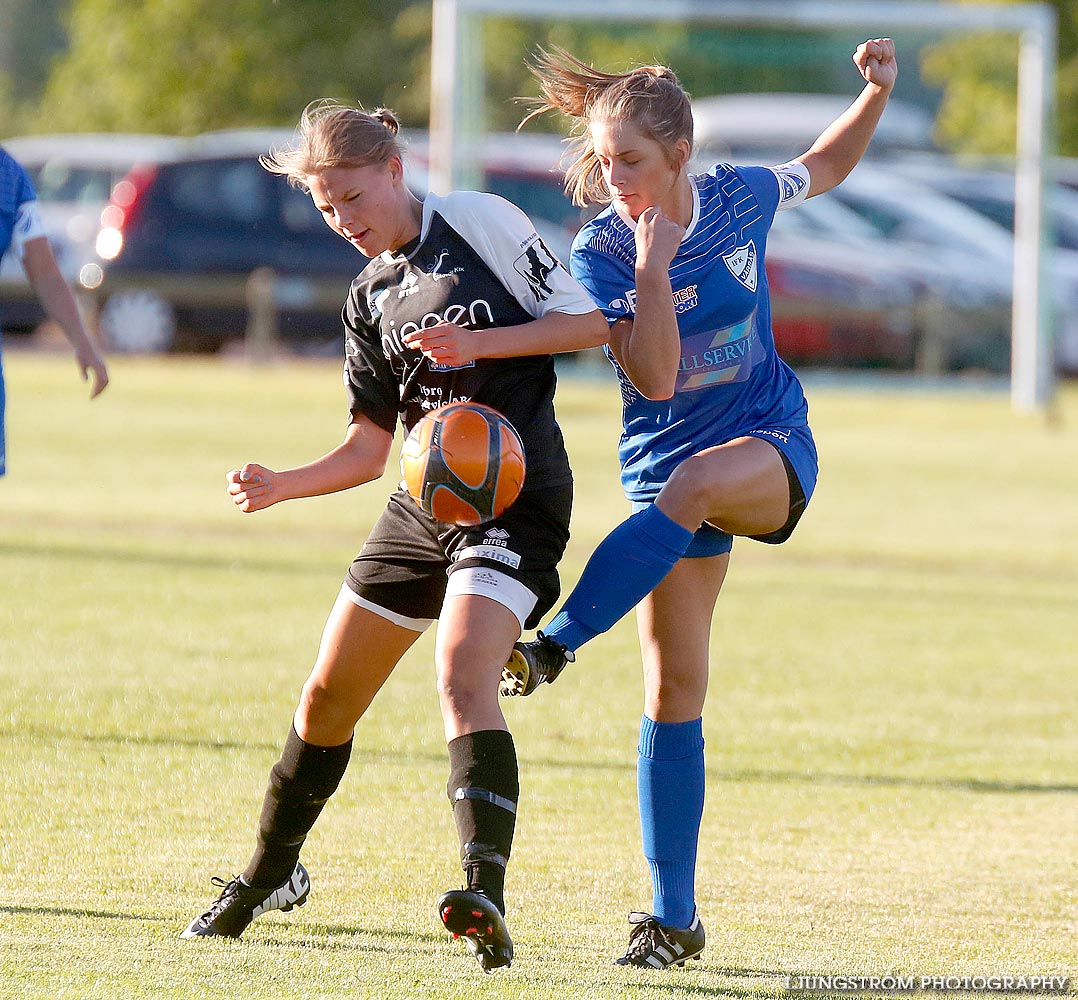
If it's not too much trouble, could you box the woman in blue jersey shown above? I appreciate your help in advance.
[0,148,108,476]
[502,40,898,967]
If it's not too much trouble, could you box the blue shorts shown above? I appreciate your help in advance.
[631,424,818,559]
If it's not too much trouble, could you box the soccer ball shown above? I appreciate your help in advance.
[401,402,526,526]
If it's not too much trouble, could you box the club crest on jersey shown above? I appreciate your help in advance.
[723,241,758,292]
[513,235,560,302]
[778,170,807,202]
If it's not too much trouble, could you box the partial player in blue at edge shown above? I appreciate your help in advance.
[0,146,109,477]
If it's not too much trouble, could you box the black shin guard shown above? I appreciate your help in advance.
[243,724,352,889]
[446,730,519,915]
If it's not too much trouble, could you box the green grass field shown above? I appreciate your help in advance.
[1,350,1076,1000]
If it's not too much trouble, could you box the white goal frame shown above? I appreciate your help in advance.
[430,0,1058,412]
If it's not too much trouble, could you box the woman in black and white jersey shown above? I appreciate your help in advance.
[180,101,607,972]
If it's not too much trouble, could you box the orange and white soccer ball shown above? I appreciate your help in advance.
[401,402,526,526]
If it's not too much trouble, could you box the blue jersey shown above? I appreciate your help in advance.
[0,148,37,260]
[570,163,811,502]
[1,149,40,476]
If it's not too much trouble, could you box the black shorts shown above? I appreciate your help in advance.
[345,484,572,631]
[746,446,808,545]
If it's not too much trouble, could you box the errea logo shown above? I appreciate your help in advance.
[398,271,420,298]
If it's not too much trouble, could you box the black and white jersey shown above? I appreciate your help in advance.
[343,190,596,491]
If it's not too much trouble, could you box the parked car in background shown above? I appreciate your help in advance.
[79,129,378,352]
[893,159,1078,256]
[763,238,920,368]
[1051,156,1078,194]
[892,159,1078,372]
[82,127,587,353]
[825,165,1078,374]
[0,133,182,332]
[767,191,1013,373]
[62,125,1025,372]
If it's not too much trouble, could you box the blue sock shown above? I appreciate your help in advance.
[637,715,705,929]
[543,505,694,652]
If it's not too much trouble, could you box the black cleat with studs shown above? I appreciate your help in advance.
[438,888,514,972]
[499,630,575,698]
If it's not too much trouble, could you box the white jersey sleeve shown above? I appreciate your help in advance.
[427,190,596,319]
[11,199,46,260]
[770,161,811,212]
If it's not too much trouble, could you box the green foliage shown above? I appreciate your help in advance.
[19,4,885,139]
[920,0,1078,156]
[0,71,15,137]
[34,0,430,134]
[1,353,1076,998]
[11,2,1078,158]
[0,0,67,102]
[0,0,66,134]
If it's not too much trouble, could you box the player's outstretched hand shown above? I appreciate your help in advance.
[227,463,279,513]
[853,37,897,92]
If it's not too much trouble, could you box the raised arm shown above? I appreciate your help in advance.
[797,38,898,198]
[227,413,393,513]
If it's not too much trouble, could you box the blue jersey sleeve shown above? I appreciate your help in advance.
[731,164,781,228]
[0,150,38,259]
[568,228,637,326]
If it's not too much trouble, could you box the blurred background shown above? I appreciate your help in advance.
[2,0,1077,380]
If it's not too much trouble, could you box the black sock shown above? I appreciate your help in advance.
[446,729,519,915]
[243,724,352,889]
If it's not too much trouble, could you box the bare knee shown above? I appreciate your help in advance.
[658,455,718,528]
[643,666,708,723]
[295,676,356,744]
[436,632,501,720]
[437,659,488,720]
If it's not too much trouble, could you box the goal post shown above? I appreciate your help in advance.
[430,0,1058,413]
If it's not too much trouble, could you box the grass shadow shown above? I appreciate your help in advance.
[0,903,173,923]
[7,728,1076,797]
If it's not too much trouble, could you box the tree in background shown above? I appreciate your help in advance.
[0,0,67,134]
[16,0,1076,159]
[34,0,428,133]
[921,0,1077,157]
[18,3,932,140]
